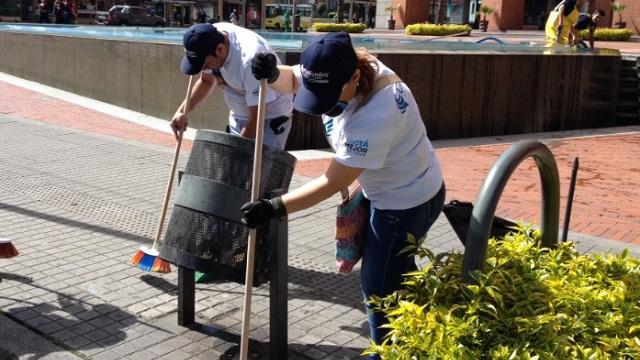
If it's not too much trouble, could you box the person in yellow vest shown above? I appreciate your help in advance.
[545,0,584,45]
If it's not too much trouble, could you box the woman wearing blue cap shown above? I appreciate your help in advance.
[242,31,445,352]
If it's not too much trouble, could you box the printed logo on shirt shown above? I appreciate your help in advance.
[323,118,333,137]
[394,84,409,114]
[300,65,329,84]
[344,138,369,156]
[252,87,260,97]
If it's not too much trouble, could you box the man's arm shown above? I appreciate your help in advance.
[281,159,364,214]
[240,105,258,139]
[176,71,216,115]
[268,66,299,94]
[240,60,298,139]
[569,25,580,46]
[251,54,299,94]
[170,72,217,139]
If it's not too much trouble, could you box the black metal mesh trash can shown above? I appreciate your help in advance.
[159,130,296,286]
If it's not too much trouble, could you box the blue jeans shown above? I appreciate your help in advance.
[361,183,445,353]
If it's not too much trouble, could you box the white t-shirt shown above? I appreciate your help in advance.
[211,23,293,122]
[294,59,444,210]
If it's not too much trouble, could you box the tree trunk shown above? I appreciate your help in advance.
[337,0,344,23]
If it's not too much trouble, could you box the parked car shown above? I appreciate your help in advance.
[106,5,166,26]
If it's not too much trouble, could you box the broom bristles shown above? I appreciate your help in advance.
[152,257,171,273]
[0,239,19,259]
[130,249,146,266]
[130,246,171,273]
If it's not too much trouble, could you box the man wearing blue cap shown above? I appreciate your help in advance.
[242,32,445,356]
[170,23,293,150]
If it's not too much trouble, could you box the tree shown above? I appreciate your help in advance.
[478,5,495,32]
[611,2,627,28]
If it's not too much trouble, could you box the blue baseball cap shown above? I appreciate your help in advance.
[294,32,358,115]
[180,24,225,75]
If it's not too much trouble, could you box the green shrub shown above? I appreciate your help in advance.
[405,23,472,36]
[579,27,633,41]
[311,22,367,33]
[366,226,640,359]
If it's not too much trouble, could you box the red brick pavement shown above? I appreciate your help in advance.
[297,136,640,245]
[2,80,639,244]
[0,81,192,151]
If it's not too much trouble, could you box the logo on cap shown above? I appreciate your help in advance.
[300,65,329,84]
[292,31,358,115]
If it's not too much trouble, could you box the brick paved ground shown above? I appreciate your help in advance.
[3,79,639,244]
[0,77,639,360]
[295,133,640,245]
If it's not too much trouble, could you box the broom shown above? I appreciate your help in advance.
[0,238,19,259]
[239,79,268,360]
[130,75,195,273]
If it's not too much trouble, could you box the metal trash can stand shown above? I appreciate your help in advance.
[159,130,296,286]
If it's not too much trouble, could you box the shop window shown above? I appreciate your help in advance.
[524,0,549,26]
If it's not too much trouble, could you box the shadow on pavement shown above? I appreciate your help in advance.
[139,265,364,310]
[0,349,17,360]
[0,202,151,244]
[187,324,366,360]
[0,271,154,357]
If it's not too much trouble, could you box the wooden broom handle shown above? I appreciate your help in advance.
[239,79,267,360]
[152,75,195,246]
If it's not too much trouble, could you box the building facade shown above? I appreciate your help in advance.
[383,0,640,33]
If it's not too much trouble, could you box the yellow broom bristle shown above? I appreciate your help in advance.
[152,257,171,273]
[130,249,145,266]
[0,240,18,259]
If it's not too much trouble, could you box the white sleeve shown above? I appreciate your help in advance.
[243,65,276,107]
[334,90,400,170]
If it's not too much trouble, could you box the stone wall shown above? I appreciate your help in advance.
[0,32,229,132]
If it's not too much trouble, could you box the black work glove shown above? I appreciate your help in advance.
[241,197,287,228]
[251,53,280,83]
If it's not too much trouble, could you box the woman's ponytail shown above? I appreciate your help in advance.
[355,48,378,98]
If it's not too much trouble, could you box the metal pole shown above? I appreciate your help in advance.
[239,79,268,360]
[269,190,288,359]
[292,0,297,30]
[242,0,246,26]
[177,266,195,326]
[348,0,353,21]
[561,157,579,242]
[261,0,265,30]
[462,140,561,283]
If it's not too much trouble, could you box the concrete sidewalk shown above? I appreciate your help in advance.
[0,75,639,360]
